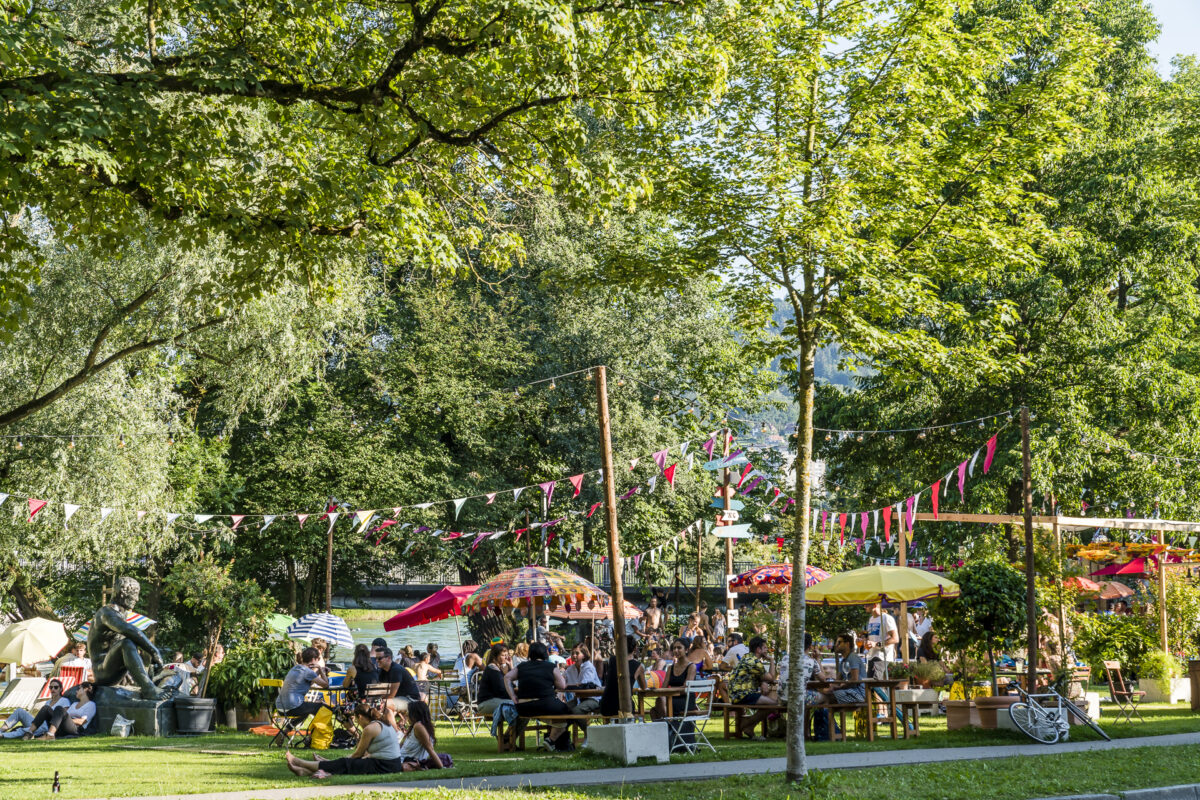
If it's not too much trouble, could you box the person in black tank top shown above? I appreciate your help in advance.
[664,638,697,716]
[503,642,572,749]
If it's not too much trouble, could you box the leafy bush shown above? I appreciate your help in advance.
[1138,649,1183,694]
[806,603,867,645]
[931,560,1027,694]
[912,661,946,685]
[206,639,298,714]
[1072,612,1156,680]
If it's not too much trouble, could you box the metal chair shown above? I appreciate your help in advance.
[1102,661,1145,723]
[452,670,484,735]
[258,678,308,748]
[664,679,717,754]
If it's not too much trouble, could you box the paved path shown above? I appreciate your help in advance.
[84,731,1200,800]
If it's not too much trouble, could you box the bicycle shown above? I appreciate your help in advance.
[1008,684,1110,744]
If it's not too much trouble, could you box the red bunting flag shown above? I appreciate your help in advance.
[932,481,940,519]
[27,498,47,521]
[983,435,998,474]
[883,506,892,543]
[663,464,677,487]
[737,463,754,488]
[569,474,585,498]
[776,537,785,552]
[838,512,847,545]
[587,502,602,518]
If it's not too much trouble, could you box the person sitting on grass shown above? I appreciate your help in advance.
[13,682,96,740]
[397,699,449,771]
[726,636,778,740]
[285,703,406,778]
[1,678,69,739]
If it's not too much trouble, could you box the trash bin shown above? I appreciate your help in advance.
[1188,660,1200,712]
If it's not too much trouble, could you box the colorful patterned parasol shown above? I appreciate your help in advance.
[728,563,830,594]
[463,566,606,614]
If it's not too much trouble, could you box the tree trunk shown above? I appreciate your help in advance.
[285,556,297,616]
[785,333,817,783]
[199,621,222,699]
[301,564,316,615]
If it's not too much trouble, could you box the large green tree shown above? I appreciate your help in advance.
[0,0,727,334]
[650,0,1108,782]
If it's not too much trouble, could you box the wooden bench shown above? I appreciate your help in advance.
[495,713,617,752]
[713,702,787,739]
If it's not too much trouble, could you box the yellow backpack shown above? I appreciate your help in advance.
[308,706,335,750]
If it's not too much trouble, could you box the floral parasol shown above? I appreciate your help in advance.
[463,566,607,614]
[728,563,830,594]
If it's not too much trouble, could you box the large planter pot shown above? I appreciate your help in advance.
[1138,678,1191,704]
[235,706,272,731]
[975,695,1021,729]
[945,700,980,730]
[174,697,217,735]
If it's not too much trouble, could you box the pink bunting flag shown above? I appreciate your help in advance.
[471,533,488,551]
[230,514,245,530]
[821,510,829,539]
[486,493,497,505]
[136,510,147,523]
[737,463,754,488]
[587,502,602,518]
[983,435,998,474]
[663,464,677,487]
[540,481,556,506]
[932,480,940,519]
[855,538,863,554]
[838,512,847,545]
[27,498,47,521]
[883,506,892,543]
[702,437,716,459]
[741,476,764,495]
[860,511,868,536]
[392,507,403,516]
[619,486,640,500]
[569,474,585,497]
[957,460,968,501]
[768,487,782,507]
[634,554,643,571]
[1081,500,1089,515]
[652,449,668,471]
[297,513,310,527]
[906,495,917,537]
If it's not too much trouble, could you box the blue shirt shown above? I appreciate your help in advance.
[277,664,319,711]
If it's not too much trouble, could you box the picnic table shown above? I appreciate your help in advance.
[994,669,1053,691]
[569,686,688,717]
[803,678,919,742]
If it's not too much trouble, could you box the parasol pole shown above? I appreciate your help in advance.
[1021,406,1038,691]
[899,518,909,665]
[595,366,633,718]
[1158,530,1168,653]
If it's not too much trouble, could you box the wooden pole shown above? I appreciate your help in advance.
[595,366,633,717]
[695,513,704,608]
[724,429,734,613]
[1021,406,1038,690]
[1054,516,1066,663]
[898,518,909,664]
[1158,530,1169,653]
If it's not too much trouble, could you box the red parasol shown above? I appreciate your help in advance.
[1062,577,1101,593]
[383,585,480,632]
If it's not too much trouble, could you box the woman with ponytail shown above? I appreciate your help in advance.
[285,704,405,778]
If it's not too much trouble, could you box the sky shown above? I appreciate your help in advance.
[1147,0,1199,75]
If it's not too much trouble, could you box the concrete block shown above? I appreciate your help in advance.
[1137,679,1192,705]
[585,721,670,765]
[1121,785,1200,800]
[94,685,176,737]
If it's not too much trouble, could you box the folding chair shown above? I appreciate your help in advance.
[0,677,46,725]
[664,679,717,754]
[258,678,308,748]
[452,671,483,735]
[40,665,85,700]
[1103,661,1145,723]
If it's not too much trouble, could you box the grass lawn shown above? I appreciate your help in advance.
[1,703,1197,800]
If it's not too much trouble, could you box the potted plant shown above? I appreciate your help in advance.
[931,560,1028,729]
[1138,650,1189,704]
[207,639,299,728]
[911,661,945,689]
[164,556,273,733]
[887,661,914,689]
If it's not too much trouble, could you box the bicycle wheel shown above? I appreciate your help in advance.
[1009,702,1060,744]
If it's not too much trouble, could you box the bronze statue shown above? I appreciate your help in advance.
[87,577,166,700]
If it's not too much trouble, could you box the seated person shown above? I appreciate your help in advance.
[654,638,696,719]
[175,651,206,694]
[476,643,512,717]
[397,700,447,771]
[815,633,866,706]
[8,682,96,740]
[721,633,748,668]
[600,636,648,717]
[399,645,419,670]
[414,652,442,682]
[504,641,573,751]
[534,617,565,651]
[285,703,407,778]
[377,648,421,702]
[565,644,600,689]
[726,635,779,739]
[347,643,379,699]
[1,678,69,739]
[275,647,331,722]
[916,631,941,663]
[51,641,94,681]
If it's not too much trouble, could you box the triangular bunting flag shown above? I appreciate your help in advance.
[513,487,525,501]
[27,499,47,521]
[0,493,8,509]
[663,464,677,487]
[326,512,339,534]
[166,513,181,525]
[737,462,754,488]
[414,502,434,510]
[63,504,81,528]
[680,442,690,458]
[260,515,277,531]
[969,448,980,477]
[983,434,998,474]
[230,514,244,529]
[486,493,497,505]
[838,512,847,546]
[652,449,668,471]
[452,498,467,519]
[587,502,602,518]
[100,507,114,523]
[297,513,310,527]
[647,476,657,494]
[629,458,640,471]
[195,513,213,524]
[883,506,892,543]
[702,437,716,459]
[821,510,828,539]
[957,460,968,501]
[860,511,868,537]
[539,481,556,506]
[932,481,940,519]
[569,475,585,497]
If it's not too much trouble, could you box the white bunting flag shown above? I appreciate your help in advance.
[63,503,81,528]
[969,448,980,477]
[414,502,434,510]
[680,441,690,458]
[261,515,277,531]
[647,476,657,494]
[452,498,467,520]
[326,512,340,535]
[166,513,181,525]
[0,493,8,509]
[100,507,115,523]
[195,514,213,524]
[513,487,525,501]
[873,509,879,536]
[629,458,639,471]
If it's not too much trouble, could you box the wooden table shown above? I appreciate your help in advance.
[805,678,915,741]
[567,686,688,717]
[995,670,1053,691]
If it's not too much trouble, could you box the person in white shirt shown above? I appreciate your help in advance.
[866,602,899,662]
[721,633,749,668]
[53,641,94,680]
[1,678,69,739]
[909,603,932,657]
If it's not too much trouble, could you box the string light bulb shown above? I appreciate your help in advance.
[118,435,125,448]
[856,434,864,442]
[307,424,315,434]
[951,427,958,435]
[918,431,926,440]
[978,421,986,429]
[824,433,832,441]
[887,434,895,441]
[167,435,174,446]
[549,381,556,391]
[585,370,594,380]
[617,378,626,387]
[761,423,769,434]
[15,439,22,450]
[653,393,660,402]
[68,437,74,450]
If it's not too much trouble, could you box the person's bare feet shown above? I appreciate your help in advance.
[36,734,54,741]
[285,751,306,777]
[312,769,331,780]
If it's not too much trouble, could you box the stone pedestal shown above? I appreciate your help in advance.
[585,721,670,765]
[94,686,176,737]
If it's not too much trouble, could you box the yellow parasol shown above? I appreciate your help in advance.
[0,617,70,666]
[805,565,960,606]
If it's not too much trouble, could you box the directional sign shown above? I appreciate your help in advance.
[711,523,752,538]
[721,509,740,522]
[703,456,749,471]
[710,498,745,511]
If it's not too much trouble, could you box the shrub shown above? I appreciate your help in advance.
[206,639,298,715]
[1072,612,1156,680]
[1138,649,1183,695]
[931,560,1027,694]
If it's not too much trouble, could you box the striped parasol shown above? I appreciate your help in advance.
[728,563,830,594]
[286,612,354,650]
[463,566,606,614]
[74,612,155,642]
[550,597,640,621]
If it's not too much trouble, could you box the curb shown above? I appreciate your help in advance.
[1032,786,1200,800]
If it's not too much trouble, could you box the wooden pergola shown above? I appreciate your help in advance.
[910,512,1200,667]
